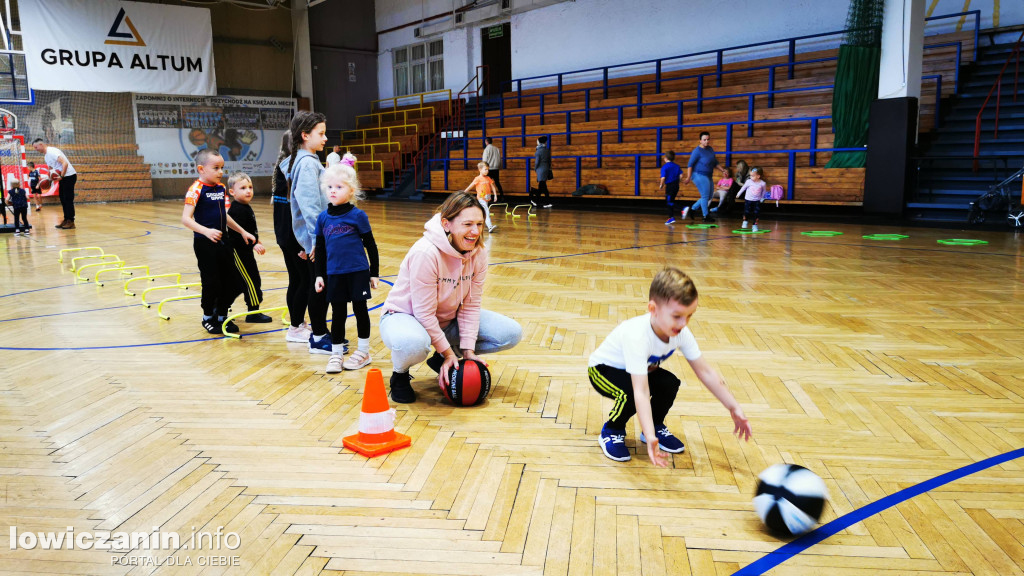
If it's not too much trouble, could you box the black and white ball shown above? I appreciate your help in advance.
[754,464,827,536]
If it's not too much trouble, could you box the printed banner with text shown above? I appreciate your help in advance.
[133,94,295,179]
[21,0,215,95]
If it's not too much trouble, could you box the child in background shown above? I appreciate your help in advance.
[734,166,767,232]
[181,149,256,335]
[314,163,380,374]
[710,166,734,214]
[588,267,752,466]
[8,178,28,235]
[659,151,683,225]
[464,161,497,233]
[27,162,41,211]
[226,171,272,323]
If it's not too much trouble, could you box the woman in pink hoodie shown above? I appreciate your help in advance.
[380,192,522,403]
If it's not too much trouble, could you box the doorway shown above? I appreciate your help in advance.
[481,23,511,96]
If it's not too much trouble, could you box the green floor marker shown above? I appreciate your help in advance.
[801,231,844,237]
[937,238,988,246]
[732,229,771,234]
[862,234,909,241]
[686,224,718,229]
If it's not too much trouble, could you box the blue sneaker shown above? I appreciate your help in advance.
[599,424,630,462]
[308,333,333,355]
[665,217,676,225]
[640,425,685,454]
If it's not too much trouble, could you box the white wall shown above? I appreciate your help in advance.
[375,0,1023,100]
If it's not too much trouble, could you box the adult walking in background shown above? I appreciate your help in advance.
[531,136,553,208]
[681,131,728,223]
[32,138,77,229]
[482,137,504,201]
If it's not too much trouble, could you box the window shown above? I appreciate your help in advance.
[393,40,444,97]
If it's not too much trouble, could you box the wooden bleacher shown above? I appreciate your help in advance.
[28,142,153,204]
[430,30,974,205]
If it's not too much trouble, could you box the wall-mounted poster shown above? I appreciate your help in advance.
[133,94,296,179]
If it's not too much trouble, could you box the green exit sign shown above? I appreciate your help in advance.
[488,25,504,39]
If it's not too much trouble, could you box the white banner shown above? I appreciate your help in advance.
[133,94,295,179]
[21,0,215,95]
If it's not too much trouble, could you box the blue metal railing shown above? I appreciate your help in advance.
[429,147,864,201]
[485,40,963,138]
[446,115,834,171]
[499,11,978,105]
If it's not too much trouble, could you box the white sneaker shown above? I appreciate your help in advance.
[681,207,690,220]
[741,220,748,229]
[543,204,552,208]
[342,349,372,370]
[325,354,343,374]
[285,323,312,343]
[752,225,759,232]
[13,231,20,236]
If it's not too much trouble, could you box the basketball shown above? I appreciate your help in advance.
[442,359,491,406]
[50,170,61,182]
[39,179,51,192]
[753,464,828,536]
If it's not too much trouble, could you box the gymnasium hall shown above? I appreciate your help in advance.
[1,0,1024,574]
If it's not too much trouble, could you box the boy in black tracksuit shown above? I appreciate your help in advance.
[226,171,272,323]
[8,179,29,234]
[180,149,255,335]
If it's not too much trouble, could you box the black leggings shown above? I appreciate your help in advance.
[665,181,680,218]
[589,364,680,429]
[13,206,28,231]
[274,200,309,328]
[306,260,328,335]
[330,299,370,345]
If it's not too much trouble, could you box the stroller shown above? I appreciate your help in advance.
[967,165,1024,227]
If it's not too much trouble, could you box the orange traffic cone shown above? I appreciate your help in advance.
[343,368,412,457]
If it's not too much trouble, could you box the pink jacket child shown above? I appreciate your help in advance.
[380,196,522,404]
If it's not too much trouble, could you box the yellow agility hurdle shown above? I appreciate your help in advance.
[221,305,289,339]
[124,273,182,297]
[511,204,536,218]
[488,202,509,215]
[70,253,118,272]
[76,260,124,282]
[157,294,202,320]
[95,265,150,287]
[59,246,103,263]
[141,283,200,308]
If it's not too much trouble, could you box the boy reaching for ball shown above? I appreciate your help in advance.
[588,267,752,466]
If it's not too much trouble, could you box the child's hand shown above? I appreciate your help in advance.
[731,407,752,441]
[370,277,379,289]
[308,248,315,262]
[646,438,670,468]
[205,228,223,242]
[314,277,324,293]
[242,231,256,245]
[298,250,307,260]
[254,242,265,256]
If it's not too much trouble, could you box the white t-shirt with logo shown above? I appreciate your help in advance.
[44,146,76,177]
[325,152,341,167]
[588,313,702,375]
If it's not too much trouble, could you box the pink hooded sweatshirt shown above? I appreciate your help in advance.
[383,213,487,354]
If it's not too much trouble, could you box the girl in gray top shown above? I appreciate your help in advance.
[279,111,333,355]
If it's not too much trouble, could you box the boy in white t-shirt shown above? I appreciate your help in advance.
[588,267,753,466]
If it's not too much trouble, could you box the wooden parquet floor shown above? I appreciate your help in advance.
[1,200,1024,575]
